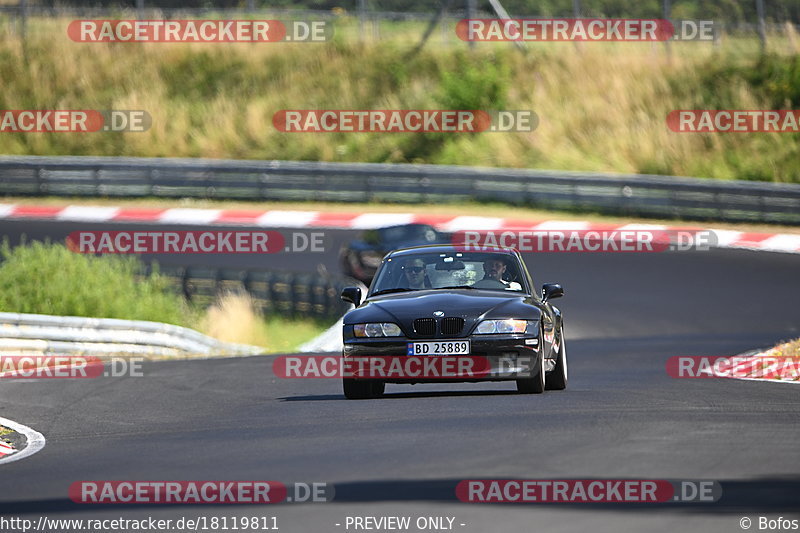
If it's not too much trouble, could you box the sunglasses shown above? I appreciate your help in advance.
[404,266,424,273]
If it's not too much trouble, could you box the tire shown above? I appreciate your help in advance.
[516,351,545,394]
[546,324,568,391]
[343,378,384,399]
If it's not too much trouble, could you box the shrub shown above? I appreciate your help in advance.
[0,241,190,326]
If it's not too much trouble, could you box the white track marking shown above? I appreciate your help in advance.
[256,210,318,227]
[441,216,505,232]
[351,213,416,229]
[533,220,591,230]
[158,208,222,225]
[0,416,46,464]
[0,204,16,218]
[55,206,120,221]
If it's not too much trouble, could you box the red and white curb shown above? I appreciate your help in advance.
[731,348,800,385]
[0,439,15,457]
[0,416,46,464]
[1,203,799,254]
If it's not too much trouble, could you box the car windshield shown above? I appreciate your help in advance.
[370,251,526,294]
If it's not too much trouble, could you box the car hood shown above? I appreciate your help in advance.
[345,290,540,337]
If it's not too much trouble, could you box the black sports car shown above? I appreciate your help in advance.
[340,245,566,399]
[339,223,450,285]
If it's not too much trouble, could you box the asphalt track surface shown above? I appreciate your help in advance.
[1,219,799,533]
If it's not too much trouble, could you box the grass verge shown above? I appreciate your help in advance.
[0,18,799,182]
[198,292,330,353]
[0,241,330,353]
[763,338,800,359]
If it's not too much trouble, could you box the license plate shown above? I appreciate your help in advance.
[407,341,470,356]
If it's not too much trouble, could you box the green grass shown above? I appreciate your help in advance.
[0,240,191,325]
[0,241,331,352]
[259,316,331,353]
[0,17,799,182]
[766,338,800,359]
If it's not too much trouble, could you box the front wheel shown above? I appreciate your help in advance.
[343,378,385,399]
[516,351,545,394]
[546,324,568,390]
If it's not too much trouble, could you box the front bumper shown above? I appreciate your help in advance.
[342,335,546,383]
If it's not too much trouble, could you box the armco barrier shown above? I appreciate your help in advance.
[0,312,262,357]
[1,156,799,224]
[143,264,356,319]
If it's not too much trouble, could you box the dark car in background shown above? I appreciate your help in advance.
[340,245,566,399]
[339,223,450,285]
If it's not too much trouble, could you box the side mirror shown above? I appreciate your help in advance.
[541,283,564,302]
[341,287,362,307]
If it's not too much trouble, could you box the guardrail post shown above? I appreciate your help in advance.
[755,0,767,52]
[93,167,100,196]
[19,0,27,42]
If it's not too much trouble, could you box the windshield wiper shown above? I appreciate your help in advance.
[370,287,415,297]
[434,285,476,290]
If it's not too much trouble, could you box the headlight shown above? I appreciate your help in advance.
[353,322,403,337]
[474,319,530,334]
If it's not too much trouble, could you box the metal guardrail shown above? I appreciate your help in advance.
[0,266,355,356]
[0,311,262,357]
[1,155,799,224]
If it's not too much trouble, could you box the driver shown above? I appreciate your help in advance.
[401,258,431,289]
[483,257,508,282]
[482,257,522,290]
